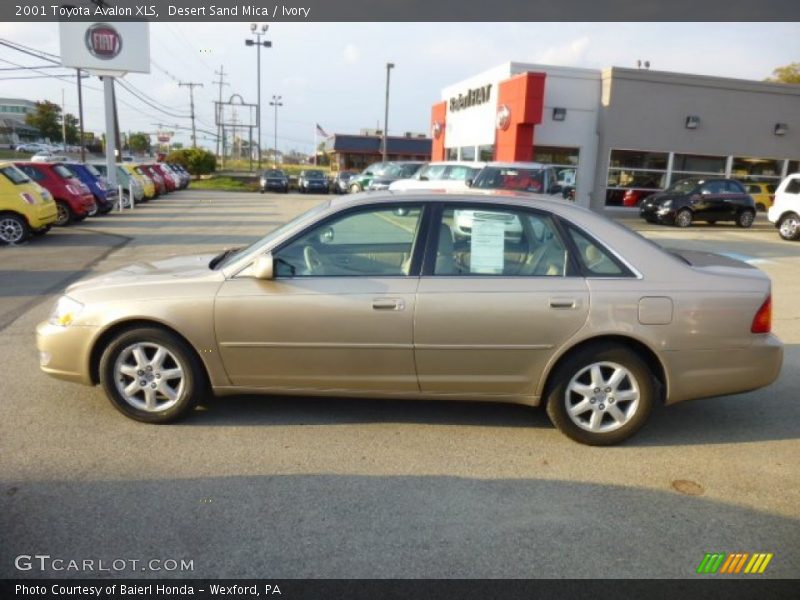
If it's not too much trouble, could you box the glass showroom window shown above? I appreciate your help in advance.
[671,153,726,181]
[445,148,458,161]
[534,145,580,190]
[605,149,668,207]
[460,146,476,161]
[478,145,494,161]
[731,157,783,183]
[787,160,799,175]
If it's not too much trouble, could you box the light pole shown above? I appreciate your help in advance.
[382,62,394,163]
[245,23,272,170]
[269,95,282,167]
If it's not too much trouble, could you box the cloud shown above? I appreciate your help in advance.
[342,43,360,64]
[534,36,591,67]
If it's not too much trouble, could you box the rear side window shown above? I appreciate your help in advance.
[0,165,29,185]
[786,179,800,195]
[724,180,745,194]
[566,227,630,277]
[53,165,75,179]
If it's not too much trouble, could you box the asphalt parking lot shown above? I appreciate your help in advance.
[1,190,799,579]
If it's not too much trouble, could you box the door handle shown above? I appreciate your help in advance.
[372,298,405,311]
[549,297,578,309]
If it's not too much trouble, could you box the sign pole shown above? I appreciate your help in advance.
[103,77,117,188]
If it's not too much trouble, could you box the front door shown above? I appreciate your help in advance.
[214,204,426,393]
[413,204,590,397]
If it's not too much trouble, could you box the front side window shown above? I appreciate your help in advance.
[275,206,423,277]
[435,207,568,277]
[418,164,447,181]
[53,165,76,179]
[0,165,30,185]
[472,167,546,193]
[444,165,477,181]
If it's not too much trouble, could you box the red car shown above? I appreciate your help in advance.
[150,163,177,192]
[15,162,96,226]
[137,165,166,196]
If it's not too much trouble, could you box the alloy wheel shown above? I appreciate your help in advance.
[564,361,640,433]
[113,342,186,413]
[0,216,25,244]
[779,216,800,240]
[55,203,70,226]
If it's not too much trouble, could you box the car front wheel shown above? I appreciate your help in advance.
[99,327,207,423]
[545,343,655,445]
[736,210,755,228]
[55,201,73,226]
[778,213,800,241]
[0,213,30,244]
[675,208,692,228]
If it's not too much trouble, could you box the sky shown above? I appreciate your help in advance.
[0,22,798,152]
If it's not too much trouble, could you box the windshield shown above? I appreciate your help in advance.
[304,170,325,179]
[472,166,546,192]
[0,165,30,185]
[666,178,699,194]
[213,200,331,270]
[265,170,284,177]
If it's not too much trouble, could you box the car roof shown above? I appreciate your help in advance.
[484,161,549,168]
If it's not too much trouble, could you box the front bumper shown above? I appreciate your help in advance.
[36,320,99,385]
[640,204,674,221]
[664,334,783,405]
[262,180,288,190]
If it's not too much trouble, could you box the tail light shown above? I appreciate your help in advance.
[66,184,82,196]
[751,295,772,334]
[20,192,36,205]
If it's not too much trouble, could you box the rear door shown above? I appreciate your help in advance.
[413,203,589,397]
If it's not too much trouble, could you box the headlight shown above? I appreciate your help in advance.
[48,296,84,327]
[661,200,672,208]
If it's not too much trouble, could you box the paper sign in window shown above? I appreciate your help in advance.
[470,217,506,274]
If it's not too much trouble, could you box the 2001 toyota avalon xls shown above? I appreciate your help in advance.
[36,191,783,445]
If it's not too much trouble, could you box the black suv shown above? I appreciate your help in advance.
[640,178,756,228]
[259,169,289,193]
[298,169,329,194]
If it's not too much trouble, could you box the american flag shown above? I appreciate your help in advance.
[315,123,329,137]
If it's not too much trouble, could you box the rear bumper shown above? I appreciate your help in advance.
[664,334,783,405]
[28,202,58,229]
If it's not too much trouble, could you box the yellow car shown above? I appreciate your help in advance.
[0,161,57,244]
[122,164,155,200]
[744,182,777,212]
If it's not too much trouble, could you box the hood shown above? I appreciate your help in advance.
[644,192,685,205]
[66,253,221,295]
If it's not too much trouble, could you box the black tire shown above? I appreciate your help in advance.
[736,209,755,229]
[99,326,208,423]
[55,201,73,226]
[778,213,800,241]
[674,208,692,228]
[32,225,51,237]
[73,214,87,223]
[259,189,265,194]
[545,343,655,446]
[0,213,31,244]
[756,203,766,213]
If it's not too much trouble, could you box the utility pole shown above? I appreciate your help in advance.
[179,81,203,147]
[382,62,395,162]
[76,68,85,162]
[245,23,272,170]
[270,95,282,167]
[111,80,122,160]
[212,66,228,159]
[61,88,66,152]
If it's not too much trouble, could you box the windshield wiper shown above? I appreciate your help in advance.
[209,246,242,270]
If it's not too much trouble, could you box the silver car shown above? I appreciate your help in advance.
[36,192,782,445]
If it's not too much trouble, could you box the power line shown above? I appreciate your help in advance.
[116,79,191,119]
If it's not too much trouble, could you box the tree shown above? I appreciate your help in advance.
[25,100,62,142]
[766,63,800,84]
[165,147,216,177]
[128,132,151,154]
[64,113,79,145]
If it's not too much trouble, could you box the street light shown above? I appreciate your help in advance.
[245,23,272,170]
[382,62,394,163]
[269,95,282,167]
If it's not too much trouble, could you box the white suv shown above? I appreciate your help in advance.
[768,174,800,241]
[388,161,485,192]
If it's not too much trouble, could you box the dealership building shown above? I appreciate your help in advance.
[431,62,800,211]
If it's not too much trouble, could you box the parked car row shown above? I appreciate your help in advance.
[0,159,190,244]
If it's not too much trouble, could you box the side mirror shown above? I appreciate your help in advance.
[465,178,473,188]
[319,227,335,244]
[252,253,274,280]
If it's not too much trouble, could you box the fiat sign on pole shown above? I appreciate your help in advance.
[60,21,149,188]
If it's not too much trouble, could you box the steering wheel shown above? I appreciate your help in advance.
[304,245,324,274]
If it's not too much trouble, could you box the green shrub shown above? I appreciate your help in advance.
[165,148,216,177]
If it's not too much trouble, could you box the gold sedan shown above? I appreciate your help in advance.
[36,192,783,445]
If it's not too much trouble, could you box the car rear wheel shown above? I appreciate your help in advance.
[99,327,207,423]
[736,209,755,228]
[350,184,360,194]
[778,213,800,241]
[0,213,30,244]
[756,203,766,212]
[545,343,655,446]
[675,208,693,228]
[55,201,73,226]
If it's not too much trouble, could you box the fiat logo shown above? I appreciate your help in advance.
[85,23,122,60]
[496,105,511,131]
[431,121,443,139]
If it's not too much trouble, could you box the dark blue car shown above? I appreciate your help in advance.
[64,162,119,215]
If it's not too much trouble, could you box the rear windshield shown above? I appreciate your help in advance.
[0,165,29,185]
[53,165,76,179]
[84,164,101,177]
